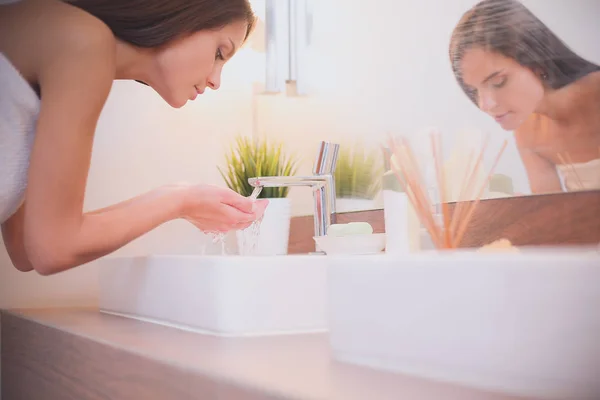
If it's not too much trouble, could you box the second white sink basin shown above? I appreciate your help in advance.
[327,248,600,400]
[98,254,327,336]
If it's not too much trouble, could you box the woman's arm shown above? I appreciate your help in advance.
[2,204,33,272]
[2,184,185,274]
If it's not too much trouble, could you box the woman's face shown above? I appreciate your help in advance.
[460,48,545,130]
[151,20,248,108]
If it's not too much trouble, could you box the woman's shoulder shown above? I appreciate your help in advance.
[0,0,116,84]
[564,71,600,113]
[1,0,115,42]
[40,0,116,48]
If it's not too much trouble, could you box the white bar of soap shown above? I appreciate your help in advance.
[328,222,374,237]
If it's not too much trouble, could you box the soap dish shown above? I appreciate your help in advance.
[314,233,386,255]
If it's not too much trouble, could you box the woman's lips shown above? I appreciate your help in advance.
[494,112,510,123]
[191,86,204,101]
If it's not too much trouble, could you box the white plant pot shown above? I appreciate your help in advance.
[237,197,291,256]
[336,198,377,213]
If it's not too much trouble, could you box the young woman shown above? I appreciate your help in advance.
[449,0,600,194]
[0,0,268,275]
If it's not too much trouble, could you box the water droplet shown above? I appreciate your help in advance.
[201,231,228,255]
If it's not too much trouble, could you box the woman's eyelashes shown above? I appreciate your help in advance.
[491,76,508,89]
[215,48,224,61]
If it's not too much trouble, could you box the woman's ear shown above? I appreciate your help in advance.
[533,66,549,81]
[530,66,550,88]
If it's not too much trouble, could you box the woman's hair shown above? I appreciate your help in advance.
[64,0,257,48]
[449,0,600,105]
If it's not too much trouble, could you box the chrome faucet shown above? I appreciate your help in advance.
[248,141,340,242]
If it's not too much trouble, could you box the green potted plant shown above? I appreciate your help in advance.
[334,142,384,212]
[218,134,299,255]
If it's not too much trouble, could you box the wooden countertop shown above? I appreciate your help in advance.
[1,308,533,400]
[289,190,600,253]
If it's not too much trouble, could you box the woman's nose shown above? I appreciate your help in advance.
[207,69,222,91]
[478,91,497,112]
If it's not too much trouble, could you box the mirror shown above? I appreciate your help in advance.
[249,0,600,216]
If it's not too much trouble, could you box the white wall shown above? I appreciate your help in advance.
[1,0,599,310]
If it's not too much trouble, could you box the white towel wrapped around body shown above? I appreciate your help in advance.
[0,52,41,224]
[556,159,600,192]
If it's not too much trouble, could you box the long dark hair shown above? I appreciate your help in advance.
[449,0,600,105]
[64,0,257,48]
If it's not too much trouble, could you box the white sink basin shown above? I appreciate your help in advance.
[327,248,600,400]
[98,255,327,336]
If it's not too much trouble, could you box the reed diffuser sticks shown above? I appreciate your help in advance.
[386,131,508,249]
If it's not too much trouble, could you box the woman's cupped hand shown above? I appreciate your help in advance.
[179,184,269,233]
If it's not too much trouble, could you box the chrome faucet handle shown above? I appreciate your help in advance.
[312,141,340,175]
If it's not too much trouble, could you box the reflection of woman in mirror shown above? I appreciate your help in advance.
[450,0,600,194]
